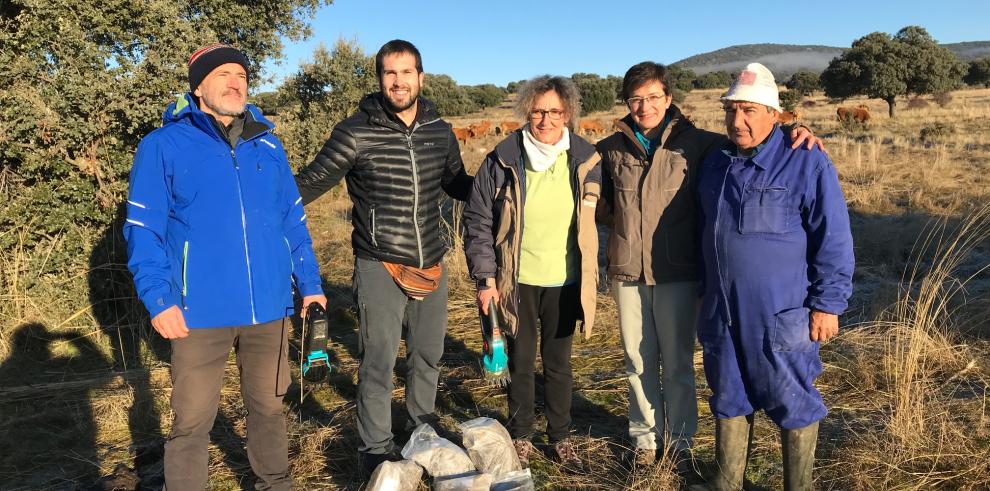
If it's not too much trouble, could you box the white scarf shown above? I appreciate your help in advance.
[521,124,570,172]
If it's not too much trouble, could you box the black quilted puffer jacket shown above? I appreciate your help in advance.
[295,93,472,268]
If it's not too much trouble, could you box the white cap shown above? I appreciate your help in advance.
[721,63,781,112]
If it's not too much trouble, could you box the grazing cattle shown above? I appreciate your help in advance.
[468,120,493,138]
[837,105,870,124]
[498,121,521,135]
[578,119,606,136]
[778,110,801,124]
[452,127,472,145]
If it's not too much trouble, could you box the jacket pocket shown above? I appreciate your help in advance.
[181,241,190,309]
[739,186,789,234]
[494,195,514,246]
[607,231,633,269]
[771,307,816,352]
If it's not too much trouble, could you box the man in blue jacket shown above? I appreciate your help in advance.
[124,44,326,490]
[696,63,854,490]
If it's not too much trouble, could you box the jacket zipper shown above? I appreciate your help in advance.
[370,205,378,247]
[181,241,189,309]
[231,148,258,324]
[714,163,733,326]
[406,124,426,268]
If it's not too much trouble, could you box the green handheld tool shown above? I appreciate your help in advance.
[480,299,511,387]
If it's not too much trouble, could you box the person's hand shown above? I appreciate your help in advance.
[477,287,500,315]
[151,305,189,339]
[809,310,839,343]
[301,294,328,321]
[789,126,826,153]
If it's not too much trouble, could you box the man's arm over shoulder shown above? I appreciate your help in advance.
[277,141,324,298]
[802,154,855,315]
[123,135,180,319]
[295,124,358,205]
[441,127,473,201]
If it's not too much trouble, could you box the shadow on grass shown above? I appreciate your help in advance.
[0,322,110,487]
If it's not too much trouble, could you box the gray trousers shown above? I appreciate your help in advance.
[614,280,699,451]
[353,256,448,454]
[164,318,292,490]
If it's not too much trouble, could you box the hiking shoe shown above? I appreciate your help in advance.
[634,447,657,467]
[553,438,583,471]
[513,439,536,467]
[360,449,400,477]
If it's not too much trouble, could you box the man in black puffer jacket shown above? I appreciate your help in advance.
[294,39,472,475]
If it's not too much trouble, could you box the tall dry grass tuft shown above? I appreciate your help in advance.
[834,205,990,488]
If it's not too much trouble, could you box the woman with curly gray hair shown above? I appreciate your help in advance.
[462,75,602,469]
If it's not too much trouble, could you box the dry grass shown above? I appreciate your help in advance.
[2,88,990,489]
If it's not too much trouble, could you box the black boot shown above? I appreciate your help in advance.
[781,420,818,491]
[709,414,754,490]
[360,448,400,478]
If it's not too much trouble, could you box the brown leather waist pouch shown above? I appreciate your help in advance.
[382,261,442,300]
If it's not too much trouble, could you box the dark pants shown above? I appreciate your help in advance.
[352,256,448,454]
[507,283,579,443]
[164,318,292,490]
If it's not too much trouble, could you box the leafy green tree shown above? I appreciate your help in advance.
[820,26,965,118]
[785,70,821,96]
[665,65,697,94]
[422,74,478,117]
[250,91,281,115]
[573,76,616,113]
[779,90,802,112]
[466,84,507,109]
[506,79,527,93]
[964,58,990,87]
[274,39,377,167]
[606,75,623,100]
[692,71,733,89]
[0,0,328,279]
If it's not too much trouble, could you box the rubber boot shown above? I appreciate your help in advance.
[709,414,754,490]
[781,420,819,491]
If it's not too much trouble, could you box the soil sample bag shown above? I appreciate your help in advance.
[432,472,494,491]
[400,424,476,477]
[366,459,423,491]
[459,417,521,476]
[490,469,536,491]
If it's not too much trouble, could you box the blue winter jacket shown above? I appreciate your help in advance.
[123,93,323,328]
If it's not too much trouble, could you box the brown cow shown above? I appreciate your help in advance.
[469,120,493,138]
[837,105,870,124]
[578,119,606,136]
[452,127,472,145]
[498,121,521,135]
[778,110,801,124]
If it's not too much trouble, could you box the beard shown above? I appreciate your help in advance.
[384,84,419,113]
[202,89,246,117]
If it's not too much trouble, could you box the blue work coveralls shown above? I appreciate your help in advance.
[696,126,854,430]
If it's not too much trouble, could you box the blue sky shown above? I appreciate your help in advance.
[261,0,988,90]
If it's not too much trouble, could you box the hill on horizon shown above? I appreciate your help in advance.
[675,41,990,79]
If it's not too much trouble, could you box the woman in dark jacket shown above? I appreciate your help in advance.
[462,75,601,469]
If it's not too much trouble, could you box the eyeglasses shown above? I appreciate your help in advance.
[530,108,565,121]
[626,94,666,108]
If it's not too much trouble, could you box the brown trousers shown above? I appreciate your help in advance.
[164,318,292,490]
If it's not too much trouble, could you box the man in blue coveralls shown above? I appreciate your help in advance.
[696,63,854,490]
